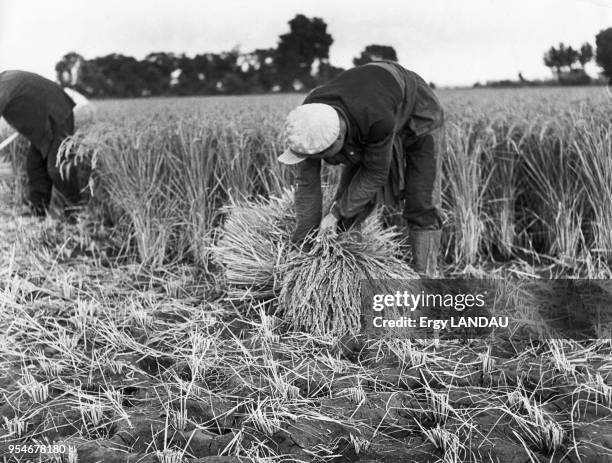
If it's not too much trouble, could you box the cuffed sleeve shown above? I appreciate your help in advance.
[334,136,393,219]
[330,162,357,220]
[291,158,323,243]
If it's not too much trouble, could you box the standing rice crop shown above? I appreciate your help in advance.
[60,100,295,268]
[442,120,494,266]
[517,117,587,263]
[47,87,612,276]
[573,113,612,266]
[482,120,521,259]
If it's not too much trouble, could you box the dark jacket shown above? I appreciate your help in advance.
[292,61,444,242]
[0,70,75,158]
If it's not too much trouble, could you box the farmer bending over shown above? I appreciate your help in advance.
[0,70,81,218]
[278,61,445,276]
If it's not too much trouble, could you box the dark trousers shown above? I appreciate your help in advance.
[402,127,444,231]
[26,114,80,216]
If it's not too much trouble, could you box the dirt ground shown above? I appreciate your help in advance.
[0,170,611,463]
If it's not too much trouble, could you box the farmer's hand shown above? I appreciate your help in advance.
[318,213,339,237]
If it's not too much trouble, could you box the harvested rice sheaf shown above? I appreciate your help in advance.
[213,192,295,299]
[213,189,420,336]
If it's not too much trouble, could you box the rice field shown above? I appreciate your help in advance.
[0,86,611,462]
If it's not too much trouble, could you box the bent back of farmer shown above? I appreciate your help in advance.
[279,60,444,276]
[0,70,80,218]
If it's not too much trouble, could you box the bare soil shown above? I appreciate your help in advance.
[0,170,611,463]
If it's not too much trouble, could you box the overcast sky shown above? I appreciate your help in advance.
[0,0,610,87]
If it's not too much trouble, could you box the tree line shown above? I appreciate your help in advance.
[543,42,592,84]
[542,28,612,84]
[55,15,398,98]
[57,15,612,97]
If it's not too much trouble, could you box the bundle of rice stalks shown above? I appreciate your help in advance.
[212,189,420,336]
[213,192,295,299]
[279,218,419,337]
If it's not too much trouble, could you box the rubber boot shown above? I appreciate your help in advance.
[408,229,442,277]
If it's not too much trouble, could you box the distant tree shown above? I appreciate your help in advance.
[76,60,106,97]
[182,53,214,94]
[578,42,593,68]
[253,48,280,90]
[552,43,578,71]
[55,52,85,87]
[145,52,178,75]
[82,54,150,97]
[213,48,245,93]
[595,28,612,78]
[55,55,109,98]
[353,45,398,66]
[544,42,591,86]
[275,14,334,91]
[543,46,562,76]
[563,45,579,70]
[544,42,581,77]
[240,48,279,93]
[172,54,201,95]
[143,52,180,94]
[114,55,151,97]
[316,61,345,84]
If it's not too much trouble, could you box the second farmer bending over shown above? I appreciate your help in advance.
[278,61,445,276]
